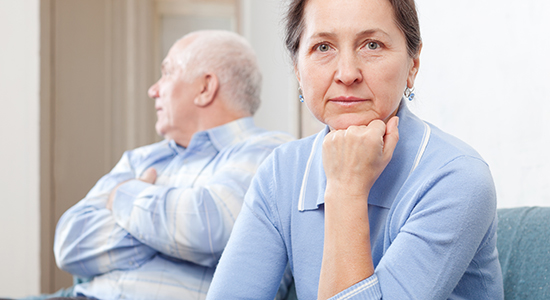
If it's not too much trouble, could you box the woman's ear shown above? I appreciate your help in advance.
[194,73,219,107]
[294,64,301,85]
[407,43,422,88]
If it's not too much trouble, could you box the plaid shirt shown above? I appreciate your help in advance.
[54,117,294,300]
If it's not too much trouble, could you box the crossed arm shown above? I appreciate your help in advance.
[53,153,157,278]
[54,142,273,278]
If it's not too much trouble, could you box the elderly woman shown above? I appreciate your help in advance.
[207,0,503,299]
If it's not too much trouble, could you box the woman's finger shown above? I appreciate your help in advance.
[383,116,399,161]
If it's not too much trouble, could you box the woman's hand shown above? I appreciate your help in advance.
[318,116,399,300]
[322,117,399,195]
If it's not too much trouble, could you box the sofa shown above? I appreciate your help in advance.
[284,206,550,300]
[497,206,550,299]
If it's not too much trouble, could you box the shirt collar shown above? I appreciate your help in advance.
[167,139,185,154]
[206,117,256,151]
[168,117,256,153]
[297,126,329,211]
[298,101,431,211]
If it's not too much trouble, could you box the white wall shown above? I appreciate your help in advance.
[247,0,550,208]
[0,0,41,297]
[411,1,550,208]
[241,0,300,138]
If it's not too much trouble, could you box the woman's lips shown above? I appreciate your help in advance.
[329,96,368,106]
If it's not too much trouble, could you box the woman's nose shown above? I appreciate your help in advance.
[148,82,159,99]
[335,52,363,86]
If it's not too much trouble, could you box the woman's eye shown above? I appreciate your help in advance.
[366,42,380,50]
[317,44,330,52]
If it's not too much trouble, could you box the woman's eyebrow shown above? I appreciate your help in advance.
[356,28,391,39]
[309,31,337,40]
[307,28,391,41]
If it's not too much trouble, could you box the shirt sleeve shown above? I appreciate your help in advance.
[110,137,287,267]
[329,156,498,299]
[206,156,289,299]
[54,151,158,278]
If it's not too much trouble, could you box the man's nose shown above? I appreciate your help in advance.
[148,82,159,99]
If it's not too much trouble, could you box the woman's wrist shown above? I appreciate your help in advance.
[323,184,370,245]
[320,186,374,300]
[324,181,371,212]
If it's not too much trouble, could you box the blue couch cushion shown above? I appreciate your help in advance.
[497,206,550,300]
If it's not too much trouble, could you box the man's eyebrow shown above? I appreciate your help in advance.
[161,60,169,71]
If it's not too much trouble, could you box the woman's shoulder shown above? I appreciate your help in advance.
[394,117,497,229]
[253,130,324,194]
[428,123,483,158]
[407,121,495,203]
[421,122,489,174]
[399,103,485,165]
[399,106,494,194]
[271,129,323,161]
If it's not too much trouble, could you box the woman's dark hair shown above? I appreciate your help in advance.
[284,0,422,64]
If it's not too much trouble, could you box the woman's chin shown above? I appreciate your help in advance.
[325,116,377,130]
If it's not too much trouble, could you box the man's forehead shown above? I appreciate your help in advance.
[163,35,197,68]
[160,57,179,73]
[162,51,183,70]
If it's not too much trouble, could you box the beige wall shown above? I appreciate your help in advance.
[0,0,41,297]
[39,0,158,292]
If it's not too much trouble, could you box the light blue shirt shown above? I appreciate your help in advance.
[207,103,504,299]
[54,117,294,300]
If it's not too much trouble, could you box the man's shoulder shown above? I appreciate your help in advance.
[123,140,175,164]
[232,128,295,151]
[248,129,295,144]
[244,130,322,175]
[129,139,171,155]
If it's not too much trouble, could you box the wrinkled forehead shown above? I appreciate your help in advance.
[302,0,396,35]
[297,0,409,57]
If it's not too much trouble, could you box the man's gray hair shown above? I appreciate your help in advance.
[178,30,262,115]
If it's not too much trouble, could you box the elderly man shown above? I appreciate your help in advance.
[48,30,293,300]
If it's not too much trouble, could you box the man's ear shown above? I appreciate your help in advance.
[194,73,219,107]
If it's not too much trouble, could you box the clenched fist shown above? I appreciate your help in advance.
[322,116,399,197]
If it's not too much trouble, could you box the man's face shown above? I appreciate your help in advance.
[148,38,201,144]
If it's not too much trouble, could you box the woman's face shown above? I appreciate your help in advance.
[296,0,420,130]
